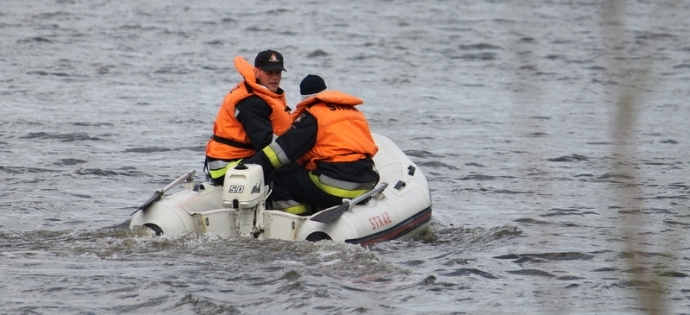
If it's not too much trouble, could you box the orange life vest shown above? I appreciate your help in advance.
[295,90,378,170]
[206,56,292,160]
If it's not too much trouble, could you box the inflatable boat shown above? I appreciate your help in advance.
[129,134,432,246]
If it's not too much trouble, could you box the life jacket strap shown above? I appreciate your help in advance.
[212,135,254,150]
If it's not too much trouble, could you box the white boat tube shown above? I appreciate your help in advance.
[129,134,432,245]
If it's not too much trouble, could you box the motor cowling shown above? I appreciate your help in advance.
[222,163,266,209]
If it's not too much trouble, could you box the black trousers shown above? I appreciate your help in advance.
[268,164,343,211]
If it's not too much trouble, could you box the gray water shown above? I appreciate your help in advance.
[1,0,689,314]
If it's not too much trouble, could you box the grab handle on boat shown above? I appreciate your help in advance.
[309,181,389,223]
[130,170,196,216]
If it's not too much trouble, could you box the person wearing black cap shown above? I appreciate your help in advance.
[243,74,379,216]
[205,50,292,185]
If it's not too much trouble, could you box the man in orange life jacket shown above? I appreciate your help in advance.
[205,50,292,185]
[243,74,379,215]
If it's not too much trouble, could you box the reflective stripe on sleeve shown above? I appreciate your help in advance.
[262,141,290,169]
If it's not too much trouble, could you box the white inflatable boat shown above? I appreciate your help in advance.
[129,134,432,246]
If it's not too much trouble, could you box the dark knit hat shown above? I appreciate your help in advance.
[254,49,286,72]
[300,74,327,96]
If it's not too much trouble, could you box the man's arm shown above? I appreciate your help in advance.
[235,95,273,150]
[243,111,317,174]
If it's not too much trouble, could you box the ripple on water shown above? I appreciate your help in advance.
[20,132,103,141]
[493,252,595,262]
[441,268,499,279]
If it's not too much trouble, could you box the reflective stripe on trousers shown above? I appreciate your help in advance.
[272,200,312,215]
[207,159,242,180]
[308,173,375,199]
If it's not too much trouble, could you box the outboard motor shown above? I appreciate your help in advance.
[222,163,268,238]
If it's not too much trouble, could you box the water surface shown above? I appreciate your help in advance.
[1,1,689,314]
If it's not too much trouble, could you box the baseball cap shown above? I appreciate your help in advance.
[254,49,286,72]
